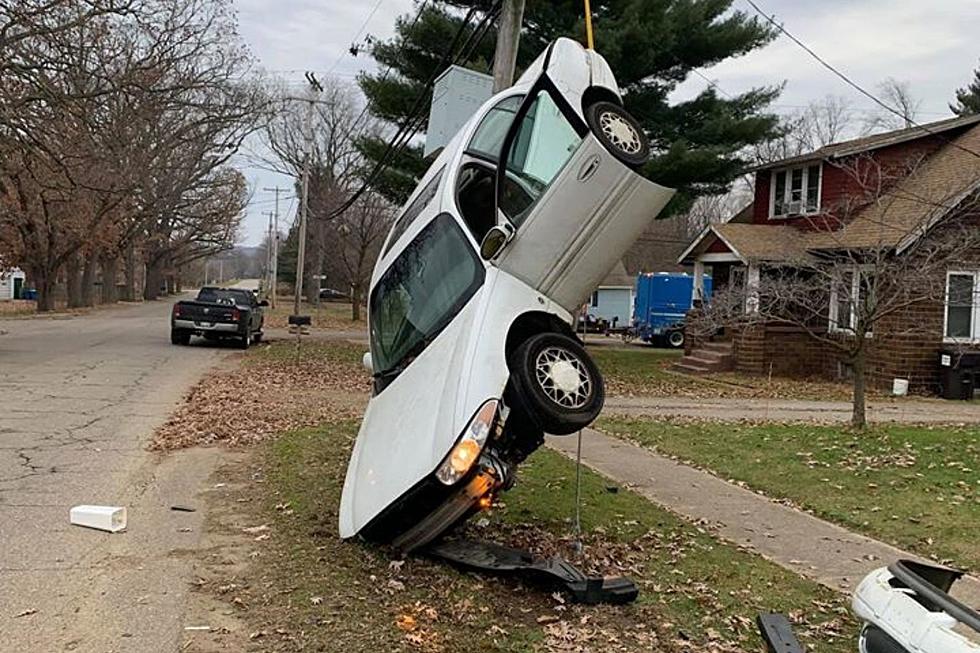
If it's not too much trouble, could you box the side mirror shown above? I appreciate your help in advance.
[259,299,269,307]
[480,223,515,261]
[362,351,373,373]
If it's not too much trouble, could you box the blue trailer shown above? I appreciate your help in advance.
[632,272,711,348]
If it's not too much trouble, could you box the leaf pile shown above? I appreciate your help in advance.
[152,340,371,450]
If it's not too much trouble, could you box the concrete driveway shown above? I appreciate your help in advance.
[0,298,232,651]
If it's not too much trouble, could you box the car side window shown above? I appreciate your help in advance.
[499,90,583,227]
[382,166,445,257]
[466,95,523,162]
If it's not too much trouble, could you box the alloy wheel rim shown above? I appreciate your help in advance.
[534,346,592,409]
[598,111,642,154]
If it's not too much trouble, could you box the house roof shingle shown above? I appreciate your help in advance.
[678,223,814,264]
[749,113,980,172]
[806,123,980,252]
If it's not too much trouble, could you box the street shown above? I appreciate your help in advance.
[0,298,229,651]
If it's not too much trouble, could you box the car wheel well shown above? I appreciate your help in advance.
[504,311,576,365]
[582,86,621,114]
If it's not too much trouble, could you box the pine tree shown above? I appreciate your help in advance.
[357,0,782,212]
[951,62,980,116]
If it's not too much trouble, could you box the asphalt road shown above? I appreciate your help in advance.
[0,297,232,651]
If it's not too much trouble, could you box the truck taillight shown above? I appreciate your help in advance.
[231,309,240,321]
[173,304,180,317]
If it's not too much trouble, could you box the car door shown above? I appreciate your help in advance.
[492,83,675,314]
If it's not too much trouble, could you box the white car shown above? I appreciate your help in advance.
[339,38,675,551]
[852,561,980,653]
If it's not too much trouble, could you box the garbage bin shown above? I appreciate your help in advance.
[938,350,980,400]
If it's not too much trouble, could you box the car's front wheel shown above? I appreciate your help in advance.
[585,101,650,168]
[508,333,604,435]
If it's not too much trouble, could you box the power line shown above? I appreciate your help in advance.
[325,0,388,76]
[326,2,500,221]
[742,0,980,161]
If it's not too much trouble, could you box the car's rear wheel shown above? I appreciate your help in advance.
[253,331,263,344]
[238,331,251,349]
[585,101,650,168]
[170,329,190,346]
[508,333,604,435]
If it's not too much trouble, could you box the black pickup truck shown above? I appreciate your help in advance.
[170,287,267,349]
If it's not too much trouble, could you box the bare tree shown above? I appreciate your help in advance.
[689,155,980,428]
[869,78,922,130]
[257,79,375,305]
[325,192,394,320]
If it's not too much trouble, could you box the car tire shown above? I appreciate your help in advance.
[170,329,190,346]
[253,331,263,344]
[585,101,650,168]
[508,332,604,436]
[666,330,685,348]
[239,332,251,349]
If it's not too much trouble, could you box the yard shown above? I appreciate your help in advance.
[586,342,869,401]
[599,417,980,571]
[262,299,365,331]
[177,340,856,652]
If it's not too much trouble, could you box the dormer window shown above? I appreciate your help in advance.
[770,163,821,218]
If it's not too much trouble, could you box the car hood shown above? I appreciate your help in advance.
[339,292,487,538]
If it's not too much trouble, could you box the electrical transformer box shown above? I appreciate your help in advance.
[424,65,494,158]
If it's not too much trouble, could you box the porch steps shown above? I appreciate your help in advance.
[671,341,735,375]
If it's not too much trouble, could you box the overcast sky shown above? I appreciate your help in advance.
[233,0,980,245]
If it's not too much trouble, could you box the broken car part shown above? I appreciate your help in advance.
[426,538,638,605]
[853,560,980,653]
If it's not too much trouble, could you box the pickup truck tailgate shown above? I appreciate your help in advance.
[175,302,239,323]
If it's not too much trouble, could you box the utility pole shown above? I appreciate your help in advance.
[293,72,322,317]
[262,185,285,309]
[263,210,275,297]
[492,0,526,92]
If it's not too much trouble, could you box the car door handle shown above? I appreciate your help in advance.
[577,154,601,183]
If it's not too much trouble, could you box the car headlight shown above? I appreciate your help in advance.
[435,400,498,485]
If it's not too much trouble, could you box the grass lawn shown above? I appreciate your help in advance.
[263,299,365,331]
[240,419,856,652]
[600,417,980,571]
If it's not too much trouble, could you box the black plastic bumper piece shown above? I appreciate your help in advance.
[757,613,805,653]
[424,538,638,605]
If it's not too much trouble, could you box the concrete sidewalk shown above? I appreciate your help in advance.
[604,395,980,424]
[547,428,980,607]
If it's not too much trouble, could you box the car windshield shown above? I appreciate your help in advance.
[197,289,250,306]
[370,213,485,377]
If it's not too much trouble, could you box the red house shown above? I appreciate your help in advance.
[677,113,980,395]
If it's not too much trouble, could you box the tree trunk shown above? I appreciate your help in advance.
[351,284,361,321]
[101,256,119,304]
[851,352,867,429]
[166,274,176,295]
[122,246,137,302]
[144,257,164,301]
[33,267,55,312]
[81,253,97,307]
[66,254,83,308]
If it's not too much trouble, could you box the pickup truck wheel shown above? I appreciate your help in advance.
[508,333,604,435]
[170,329,190,345]
[585,101,650,168]
[667,330,685,348]
[238,332,251,349]
[253,331,263,344]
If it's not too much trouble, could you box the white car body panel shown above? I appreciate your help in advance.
[495,133,674,313]
[852,567,979,652]
[339,269,569,538]
[340,37,672,540]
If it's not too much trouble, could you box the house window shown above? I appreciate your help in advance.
[829,267,874,334]
[945,271,980,341]
[771,164,821,218]
[590,290,599,307]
